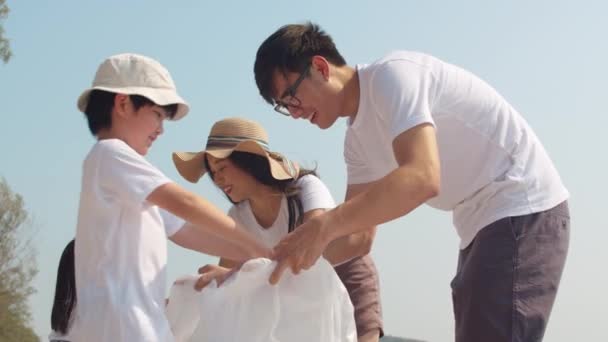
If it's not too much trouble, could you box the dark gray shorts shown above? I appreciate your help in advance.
[451,201,570,342]
[335,254,384,338]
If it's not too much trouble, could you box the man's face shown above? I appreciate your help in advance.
[270,64,341,130]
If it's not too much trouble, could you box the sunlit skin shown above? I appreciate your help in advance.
[190,154,286,291]
[206,154,283,228]
[96,94,168,156]
[270,55,360,130]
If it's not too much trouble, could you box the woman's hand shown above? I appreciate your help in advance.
[195,264,238,291]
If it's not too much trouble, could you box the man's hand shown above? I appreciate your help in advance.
[194,264,237,291]
[269,211,335,285]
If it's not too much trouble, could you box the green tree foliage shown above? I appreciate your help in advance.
[0,178,38,341]
[0,0,12,63]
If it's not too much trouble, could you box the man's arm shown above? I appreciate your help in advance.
[322,182,378,265]
[330,123,439,233]
[270,123,440,283]
[148,183,271,261]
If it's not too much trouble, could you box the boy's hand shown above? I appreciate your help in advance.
[195,264,238,291]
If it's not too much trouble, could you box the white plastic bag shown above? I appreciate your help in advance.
[166,258,356,342]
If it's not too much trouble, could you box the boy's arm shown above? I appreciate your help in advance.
[169,224,256,262]
[148,182,271,261]
[322,181,378,265]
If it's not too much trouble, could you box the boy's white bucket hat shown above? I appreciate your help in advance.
[77,53,189,120]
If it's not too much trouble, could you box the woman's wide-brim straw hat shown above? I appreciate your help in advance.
[172,117,299,183]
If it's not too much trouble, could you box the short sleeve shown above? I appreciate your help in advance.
[227,205,254,235]
[227,206,240,223]
[344,132,377,185]
[369,60,436,141]
[99,140,172,205]
[295,175,336,212]
[160,209,186,237]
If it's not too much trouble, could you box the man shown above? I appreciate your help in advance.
[253,22,569,342]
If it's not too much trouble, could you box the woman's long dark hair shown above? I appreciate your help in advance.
[51,239,76,334]
[205,151,316,232]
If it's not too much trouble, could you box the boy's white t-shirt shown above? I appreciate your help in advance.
[345,51,569,249]
[228,174,335,248]
[71,139,183,342]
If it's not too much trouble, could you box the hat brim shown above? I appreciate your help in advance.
[77,86,190,121]
[172,140,298,184]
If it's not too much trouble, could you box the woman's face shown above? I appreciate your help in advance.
[206,154,259,203]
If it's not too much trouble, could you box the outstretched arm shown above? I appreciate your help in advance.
[148,183,272,261]
[169,223,258,262]
[270,123,440,284]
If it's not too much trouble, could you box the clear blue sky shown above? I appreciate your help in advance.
[1,1,606,341]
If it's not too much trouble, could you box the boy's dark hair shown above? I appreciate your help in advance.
[51,239,76,335]
[254,22,347,105]
[83,89,178,135]
[204,151,317,232]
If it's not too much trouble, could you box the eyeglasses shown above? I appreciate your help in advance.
[273,65,311,116]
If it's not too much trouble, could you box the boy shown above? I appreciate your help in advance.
[70,53,270,341]
[254,23,569,342]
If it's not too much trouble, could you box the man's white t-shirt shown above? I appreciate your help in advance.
[228,174,335,248]
[345,51,569,249]
[71,139,184,342]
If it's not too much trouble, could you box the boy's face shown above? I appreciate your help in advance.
[271,59,342,130]
[116,95,168,155]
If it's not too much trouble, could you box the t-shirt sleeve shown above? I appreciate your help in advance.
[228,205,254,235]
[296,175,336,212]
[344,132,378,185]
[369,60,436,141]
[227,206,239,224]
[160,209,186,237]
[99,141,172,205]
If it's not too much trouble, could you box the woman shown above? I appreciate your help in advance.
[173,117,383,342]
[49,239,76,342]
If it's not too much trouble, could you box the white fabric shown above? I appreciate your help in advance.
[345,51,569,248]
[48,307,74,341]
[72,139,176,342]
[166,258,356,342]
[228,174,336,248]
[161,209,186,237]
[48,309,75,341]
